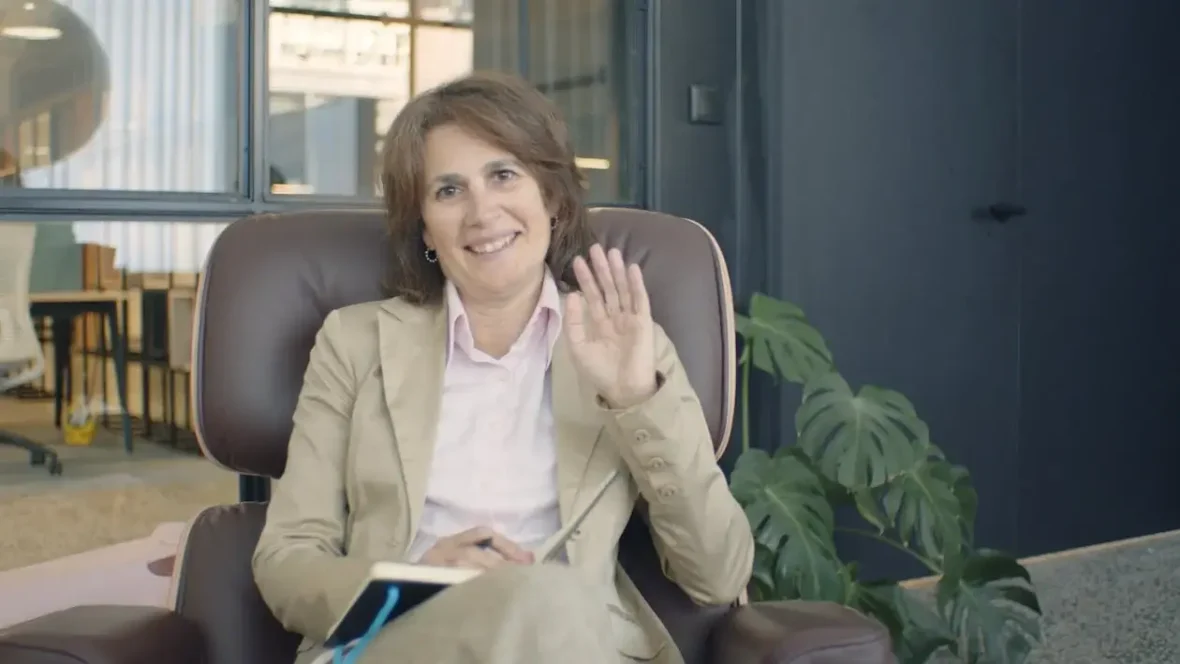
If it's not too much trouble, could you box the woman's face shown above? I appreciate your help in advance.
[420,124,552,304]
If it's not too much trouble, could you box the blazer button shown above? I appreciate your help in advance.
[658,485,678,499]
[648,457,666,470]
[634,429,651,443]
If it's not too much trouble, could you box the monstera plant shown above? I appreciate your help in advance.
[729,293,1043,664]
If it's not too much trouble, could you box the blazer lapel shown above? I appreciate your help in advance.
[377,299,447,544]
[551,335,611,527]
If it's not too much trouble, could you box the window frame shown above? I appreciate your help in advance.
[0,0,650,222]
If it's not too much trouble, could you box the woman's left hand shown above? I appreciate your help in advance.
[564,244,657,409]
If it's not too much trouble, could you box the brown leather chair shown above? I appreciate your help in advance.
[0,208,892,664]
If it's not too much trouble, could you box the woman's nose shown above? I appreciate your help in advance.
[468,190,504,225]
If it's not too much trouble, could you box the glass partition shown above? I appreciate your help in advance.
[0,0,242,194]
[263,0,636,202]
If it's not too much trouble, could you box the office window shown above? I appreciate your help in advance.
[265,0,636,202]
[525,0,634,202]
[0,0,242,193]
[416,0,473,23]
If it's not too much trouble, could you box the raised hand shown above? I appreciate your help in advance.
[564,244,657,409]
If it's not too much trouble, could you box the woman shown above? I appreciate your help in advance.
[252,71,754,664]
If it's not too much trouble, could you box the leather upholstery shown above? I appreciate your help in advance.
[0,606,204,664]
[193,208,734,477]
[0,208,893,664]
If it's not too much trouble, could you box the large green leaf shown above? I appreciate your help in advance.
[882,457,967,567]
[735,293,834,385]
[938,551,1043,663]
[731,447,843,601]
[846,579,957,664]
[748,543,779,602]
[795,373,924,489]
[949,464,979,548]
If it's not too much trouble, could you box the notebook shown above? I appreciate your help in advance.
[323,469,622,648]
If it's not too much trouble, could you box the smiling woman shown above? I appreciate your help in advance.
[381,71,596,307]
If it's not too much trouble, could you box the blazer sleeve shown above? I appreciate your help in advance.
[251,309,376,644]
[601,324,754,606]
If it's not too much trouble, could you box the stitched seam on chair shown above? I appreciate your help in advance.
[774,630,891,661]
[170,507,212,612]
[681,216,737,459]
[189,222,222,471]
[172,505,219,614]
[0,644,86,663]
[191,212,281,475]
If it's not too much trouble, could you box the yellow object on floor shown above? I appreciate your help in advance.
[62,403,98,446]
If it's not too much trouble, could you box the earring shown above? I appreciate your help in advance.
[424,248,438,263]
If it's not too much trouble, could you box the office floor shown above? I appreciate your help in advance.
[930,531,1180,663]
[0,396,236,572]
[2,399,1178,662]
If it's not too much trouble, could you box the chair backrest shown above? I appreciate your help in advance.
[182,208,736,664]
[193,208,735,475]
[0,223,44,389]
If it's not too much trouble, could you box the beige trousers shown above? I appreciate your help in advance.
[300,563,624,664]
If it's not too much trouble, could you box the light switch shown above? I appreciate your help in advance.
[688,84,723,125]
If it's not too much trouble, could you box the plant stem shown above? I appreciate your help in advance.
[834,526,941,574]
[740,346,751,454]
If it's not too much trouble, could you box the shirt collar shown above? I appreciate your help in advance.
[444,269,563,368]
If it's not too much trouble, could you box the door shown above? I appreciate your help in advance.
[772,0,1022,575]
[1016,2,1180,555]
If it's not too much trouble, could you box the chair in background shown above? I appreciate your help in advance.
[0,209,892,663]
[0,223,63,475]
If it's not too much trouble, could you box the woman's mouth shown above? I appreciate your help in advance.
[466,232,520,256]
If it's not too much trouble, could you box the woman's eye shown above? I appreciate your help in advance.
[493,169,517,181]
[435,185,458,200]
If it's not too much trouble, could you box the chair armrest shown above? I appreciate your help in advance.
[0,605,205,664]
[712,601,895,664]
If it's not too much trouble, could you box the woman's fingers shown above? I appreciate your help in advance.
[627,263,650,317]
[606,248,633,313]
[451,526,497,546]
[588,244,621,315]
[575,244,649,321]
[486,533,534,564]
[438,527,530,569]
[572,255,609,324]
[563,292,588,344]
[459,547,509,570]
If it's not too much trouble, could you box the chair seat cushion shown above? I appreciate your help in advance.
[0,605,203,664]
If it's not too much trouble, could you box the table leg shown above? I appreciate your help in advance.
[104,308,133,453]
[50,317,72,428]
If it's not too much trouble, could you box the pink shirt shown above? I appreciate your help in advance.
[406,271,564,562]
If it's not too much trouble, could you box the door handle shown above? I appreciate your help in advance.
[976,202,1028,223]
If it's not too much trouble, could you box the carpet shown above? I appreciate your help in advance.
[1021,530,1180,663]
[0,514,1175,662]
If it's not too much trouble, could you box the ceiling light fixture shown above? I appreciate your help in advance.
[0,1,62,40]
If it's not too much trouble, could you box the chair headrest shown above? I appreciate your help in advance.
[193,208,734,478]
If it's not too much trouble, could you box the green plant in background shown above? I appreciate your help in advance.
[729,292,1043,664]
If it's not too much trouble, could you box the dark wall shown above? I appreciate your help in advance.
[1014,1,1180,555]
[651,0,1180,571]
[648,0,783,464]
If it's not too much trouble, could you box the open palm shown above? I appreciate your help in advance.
[564,244,657,408]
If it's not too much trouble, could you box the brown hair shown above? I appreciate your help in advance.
[380,71,594,304]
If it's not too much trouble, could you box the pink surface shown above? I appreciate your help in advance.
[0,522,184,629]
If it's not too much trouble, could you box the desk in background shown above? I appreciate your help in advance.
[28,291,133,453]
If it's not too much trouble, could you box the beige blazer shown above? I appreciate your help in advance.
[252,296,754,663]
